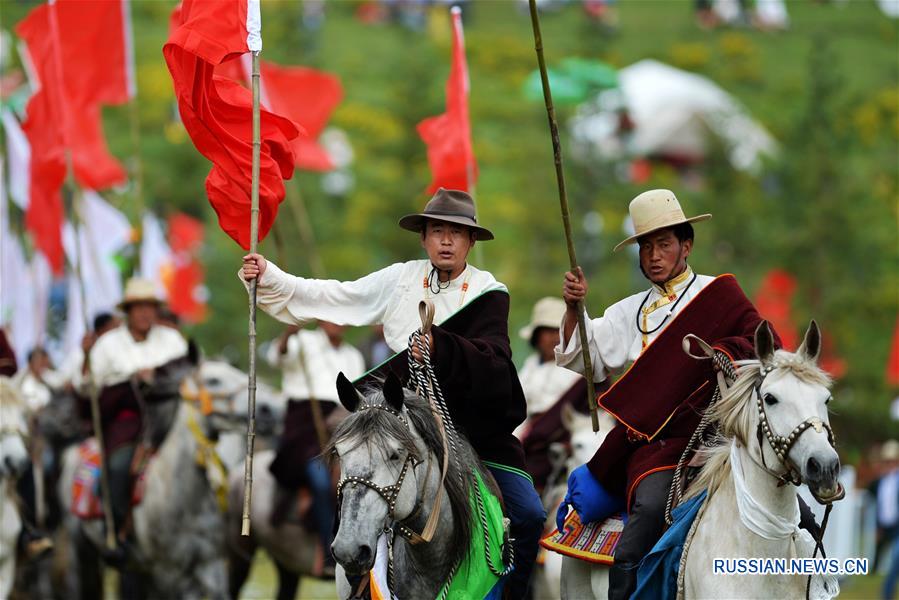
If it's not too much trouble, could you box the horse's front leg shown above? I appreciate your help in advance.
[561,555,603,600]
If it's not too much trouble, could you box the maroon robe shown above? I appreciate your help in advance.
[585,275,781,509]
[0,330,17,377]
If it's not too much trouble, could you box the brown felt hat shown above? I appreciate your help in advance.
[398,188,494,241]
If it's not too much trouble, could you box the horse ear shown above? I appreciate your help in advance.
[336,372,361,413]
[754,320,776,365]
[383,372,405,413]
[797,320,822,363]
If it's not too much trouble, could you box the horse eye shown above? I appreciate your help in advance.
[388,451,401,461]
[825,396,832,405]
[764,393,779,406]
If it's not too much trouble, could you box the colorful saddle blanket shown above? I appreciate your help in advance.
[540,510,627,565]
[71,438,149,519]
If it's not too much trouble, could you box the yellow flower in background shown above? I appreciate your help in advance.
[164,121,187,145]
[334,103,404,142]
[668,42,710,71]
[719,33,756,60]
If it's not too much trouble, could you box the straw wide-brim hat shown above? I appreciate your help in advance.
[882,439,899,461]
[613,189,711,252]
[398,188,494,241]
[519,297,567,342]
[117,278,163,311]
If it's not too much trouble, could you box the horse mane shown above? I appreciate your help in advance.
[327,382,484,578]
[682,350,832,502]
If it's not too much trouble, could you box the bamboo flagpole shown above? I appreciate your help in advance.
[241,48,263,537]
[122,0,145,273]
[527,0,600,432]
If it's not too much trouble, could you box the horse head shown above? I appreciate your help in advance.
[0,378,30,479]
[329,372,427,575]
[751,320,841,503]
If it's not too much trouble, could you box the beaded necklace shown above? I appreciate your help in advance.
[423,264,472,309]
[636,269,697,348]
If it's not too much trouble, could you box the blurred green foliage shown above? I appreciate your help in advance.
[1,1,896,457]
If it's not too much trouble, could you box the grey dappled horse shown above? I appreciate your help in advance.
[330,372,501,599]
[58,350,231,600]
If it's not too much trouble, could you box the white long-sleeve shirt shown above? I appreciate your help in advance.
[517,353,581,416]
[555,268,714,382]
[266,328,365,402]
[243,259,507,354]
[12,369,64,415]
[89,325,188,387]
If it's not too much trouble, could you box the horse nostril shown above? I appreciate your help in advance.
[357,544,372,565]
[806,456,821,477]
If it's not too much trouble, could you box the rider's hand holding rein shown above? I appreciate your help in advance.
[242,253,268,281]
[561,267,587,345]
[410,332,434,365]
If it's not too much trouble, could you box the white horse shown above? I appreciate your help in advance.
[535,405,613,600]
[58,353,231,599]
[680,320,840,599]
[0,378,30,599]
[558,321,842,599]
[180,358,285,471]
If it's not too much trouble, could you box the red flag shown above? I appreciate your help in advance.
[886,315,899,386]
[260,61,343,171]
[15,0,133,273]
[417,7,477,194]
[167,213,207,323]
[753,269,799,351]
[20,89,66,274]
[163,0,301,250]
[20,1,133,106]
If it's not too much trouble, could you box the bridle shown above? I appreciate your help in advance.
[752,363,842,504]
[335,402,434,544]
[680,334,844,503]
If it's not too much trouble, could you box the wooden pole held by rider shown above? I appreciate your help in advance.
[527,0,600,432]
[241,50,262,537]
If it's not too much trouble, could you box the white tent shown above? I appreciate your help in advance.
[570,59,777,173]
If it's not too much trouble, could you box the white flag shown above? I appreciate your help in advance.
[1,109,30,210]
[138,212,173,301]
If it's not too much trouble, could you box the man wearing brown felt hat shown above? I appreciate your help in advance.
[241,187,545,596]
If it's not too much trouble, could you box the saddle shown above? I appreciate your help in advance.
[541,505,627,565]
[70,438,152,520]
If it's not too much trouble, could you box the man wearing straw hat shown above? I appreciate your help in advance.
[242,188,546,597]
[266,320,365,575]
[555,189,782,599]
[87,277,187,552]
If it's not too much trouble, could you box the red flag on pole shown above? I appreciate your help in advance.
[15,0,134,273]
[417,7,477,194]
[886,315,899,387]
[167,213,207,323]
[753,269,799,351]
[259,61,343,171]
[163,0,301,250]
